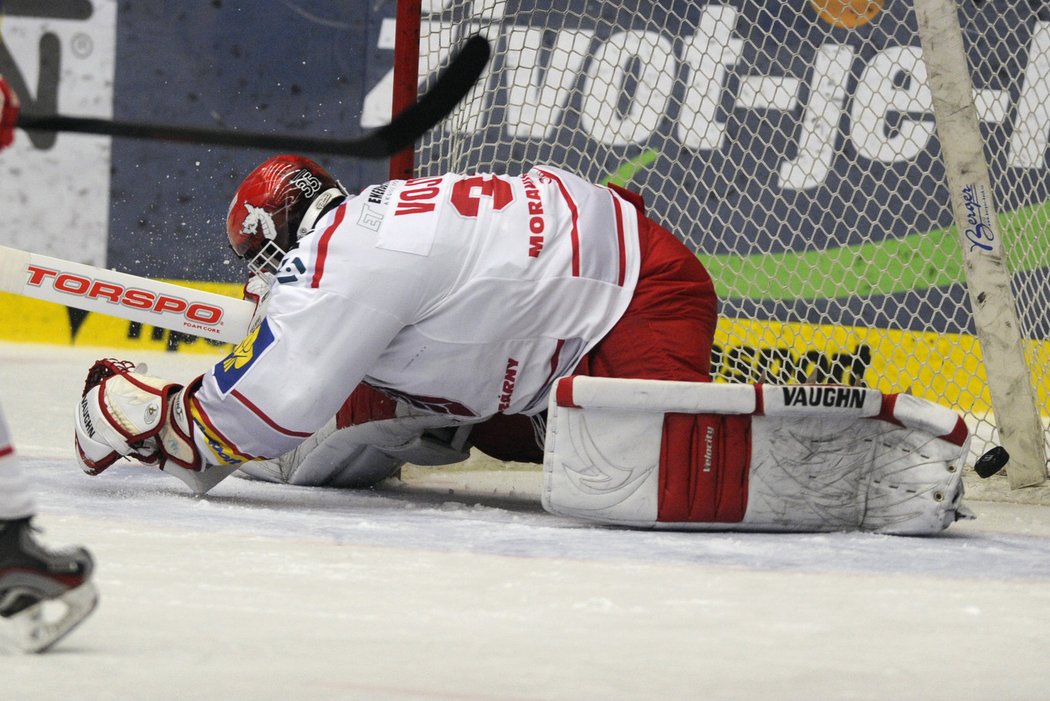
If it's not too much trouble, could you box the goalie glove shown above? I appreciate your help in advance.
[73,359,203,475]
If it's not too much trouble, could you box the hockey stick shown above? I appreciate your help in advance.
[1,246,244,492]
[14,34,491,158]
[0,244,254,344]
[0,245,253,494]
[0,243,264,495]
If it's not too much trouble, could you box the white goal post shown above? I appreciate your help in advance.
[914,0,1046,487]
[396,0,1050,490]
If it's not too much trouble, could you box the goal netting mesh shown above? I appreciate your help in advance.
[406,0,1050,492]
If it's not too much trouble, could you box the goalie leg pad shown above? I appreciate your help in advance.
[543,376,970,535]
[540,406,749,526]
[744,414,968,534]
[238,417,405,488]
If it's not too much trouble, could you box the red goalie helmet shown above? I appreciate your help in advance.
[226,155,347,274]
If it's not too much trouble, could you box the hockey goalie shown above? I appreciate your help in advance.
[71,154,972,535]
[542,376,972,535]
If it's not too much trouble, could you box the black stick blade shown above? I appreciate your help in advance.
[362,33,491,158]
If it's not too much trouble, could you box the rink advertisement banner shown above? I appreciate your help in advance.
[713,318,1050,416]
[102,3,393,284]
[407,1,1050,340]
[5,280,1050,415]
[1,2,1048,352]
[2,1,394,283]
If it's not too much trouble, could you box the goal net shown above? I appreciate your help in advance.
[398,0,1050,494]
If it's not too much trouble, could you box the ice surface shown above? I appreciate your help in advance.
[2,342,1050,700]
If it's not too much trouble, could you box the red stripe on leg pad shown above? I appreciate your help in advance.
[878,392,903,426]
[658,413,750,523]
[555,376,579,408]
[940,416,970,447]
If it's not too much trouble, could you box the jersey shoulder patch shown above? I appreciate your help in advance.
[212,318,277,395]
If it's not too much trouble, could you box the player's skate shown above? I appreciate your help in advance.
[0,518,98,653]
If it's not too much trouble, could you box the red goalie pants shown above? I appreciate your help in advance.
[470,184,719,463]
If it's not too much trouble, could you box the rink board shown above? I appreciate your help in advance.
[5,284,1049,413]
[712,317,1050,415]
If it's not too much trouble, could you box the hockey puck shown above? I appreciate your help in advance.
[974,446,1009,478]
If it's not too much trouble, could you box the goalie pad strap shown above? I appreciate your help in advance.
[556,376,969,447]
[659,414,749,523]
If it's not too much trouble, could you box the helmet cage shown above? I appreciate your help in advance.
[247,238,287,276]
[231,198,287,274]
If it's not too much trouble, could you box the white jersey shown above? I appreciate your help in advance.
[189,166,641,465]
